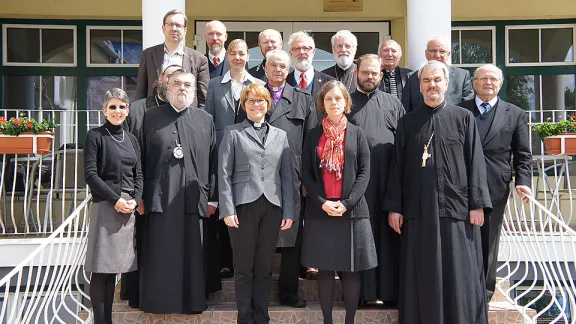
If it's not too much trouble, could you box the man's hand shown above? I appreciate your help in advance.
[224,215,239,228]
[388,212,404,234]
[469,208,484,226]
[137,201,145,215]
[301,185,307,197]
[281,219,293,230]
[515,185,532,203]
[206,204,217,217]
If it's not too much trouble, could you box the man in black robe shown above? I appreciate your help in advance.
[349,54,405,305]
[120,63,181,308]
[322,30,357,94]
[384,60,491,324]
[139,70,217,314]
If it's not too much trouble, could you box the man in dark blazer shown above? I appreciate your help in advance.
[458,64,532,301]
[248,29,283,82]
[401,36,474,112]
[135,9,209,108]
[204,20,230,79]
[378,39,411,100]
[286,31,334,106]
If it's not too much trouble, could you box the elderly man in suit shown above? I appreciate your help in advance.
[401,36,474,112]
[322,30,358,94]
[205,20,230,79]
[248,29,283,82]
[458,64,532,301]
[378,39,412,100]
[135,9,209,108]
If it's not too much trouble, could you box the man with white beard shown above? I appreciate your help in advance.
[139,69,217,314]
[322,30,358,94]
[287,31,334,107]
[204,20,230,79]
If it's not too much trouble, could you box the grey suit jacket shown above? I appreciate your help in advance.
[205,72,265,147]
[218,120,294,220]
[135,43,209,108]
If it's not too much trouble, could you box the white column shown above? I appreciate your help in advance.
[142,0,185,49]
[406,0,452,70]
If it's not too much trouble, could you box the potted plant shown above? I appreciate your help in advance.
[0,114,57,154]
[532,114,576,155]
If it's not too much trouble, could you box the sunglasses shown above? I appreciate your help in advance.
[108,105,128,110]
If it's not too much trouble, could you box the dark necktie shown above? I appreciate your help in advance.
[481,102,491,115]
[389,70,398,98]
[214,57,220,67]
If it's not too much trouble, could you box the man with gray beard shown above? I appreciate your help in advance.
[322,30,357,94]
[139,69,217,314]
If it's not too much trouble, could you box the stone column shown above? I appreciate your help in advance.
[142,0,185,49]
[406,0,452,70]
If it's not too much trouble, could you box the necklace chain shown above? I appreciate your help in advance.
[105,127,125,143]
[334,65,354,91]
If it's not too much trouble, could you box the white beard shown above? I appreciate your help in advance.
[169,92,194,108]
[334,54,354,69]
[294,58,313,71]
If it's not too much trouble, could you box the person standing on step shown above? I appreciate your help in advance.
[84,88,143,324]
[301,80,377,324]
[205,20,230,79]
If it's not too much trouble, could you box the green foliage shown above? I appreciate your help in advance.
[0,113,57,136]
[532,115,576,139]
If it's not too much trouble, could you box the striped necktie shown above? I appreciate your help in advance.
[481,102,491,115]
[389,70,398,98]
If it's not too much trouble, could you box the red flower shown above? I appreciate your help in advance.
[13,119,23,126]
[0,116,5,123]
[27,121,33,128]
[574,123,576,128]
[571,114,576,120]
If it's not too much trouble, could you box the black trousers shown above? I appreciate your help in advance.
[120,211,144,306]
[229,195,282,324]
[278,198,305,300]
[481,202,507,300]
[217,210,234,270]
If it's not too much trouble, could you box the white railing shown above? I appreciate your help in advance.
[498,191,576,323]
[0,195,93,324]
[0,109,103,235]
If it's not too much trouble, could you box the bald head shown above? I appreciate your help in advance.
[205,20,228,56]
[258,29,283,57]
[425,36,451,64]
[378,39,403,71]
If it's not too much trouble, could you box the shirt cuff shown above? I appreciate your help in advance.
[208,202,219,208]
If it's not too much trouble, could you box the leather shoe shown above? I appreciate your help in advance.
[280,295,307,308]
[220,267,233,279]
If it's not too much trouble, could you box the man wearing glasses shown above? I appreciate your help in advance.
[401,36,474,112]
[135,9,209,109]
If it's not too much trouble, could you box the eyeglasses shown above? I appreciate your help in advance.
[172,81,194,89]
[476,77,500,83]
[334,44,355,51]
[426,49,449,56]
[359,71,381,78]
[291,46,314,53]
[108,105,128,110]
[164,22,186,29]
[245,99,267,106]
[269,62,288,71]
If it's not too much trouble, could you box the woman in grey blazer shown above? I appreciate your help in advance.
[301,81,377,324]
[84,88,143,324]
[218,84,295,324]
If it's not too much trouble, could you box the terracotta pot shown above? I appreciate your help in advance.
[543,134,576,155]
[0,131,54,154]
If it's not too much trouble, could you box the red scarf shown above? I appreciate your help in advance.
[320,115,347,180]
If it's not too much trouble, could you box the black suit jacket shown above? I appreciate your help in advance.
[135,43,209,108]
[287,69,335,103]
[401,65,473,112]
[302,123,371,220]
[378,66,412,99]
[124,96,163,140]
[458,98,532,205]
[206,54,230,79]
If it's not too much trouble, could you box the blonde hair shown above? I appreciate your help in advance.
[240,84,272,112]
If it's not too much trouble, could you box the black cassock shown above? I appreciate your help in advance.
[139,104,218,314]
[348,89,404,302]
[322,63,357,94]
[384,102,491,324]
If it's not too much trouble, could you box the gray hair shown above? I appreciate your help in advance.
[417,60,450,83]
[266,49,291,66]
[103,88,130,108]
[331,30,357,47]
[474,64,503,81]
[168,70,197,92]
[378,39,403,57]
[287,30,315,50]
[426,35,450,49]
[258,29,283,43]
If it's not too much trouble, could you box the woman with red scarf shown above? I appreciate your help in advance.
[301,80,377,324]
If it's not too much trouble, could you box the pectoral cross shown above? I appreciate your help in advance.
[422,150,431,167]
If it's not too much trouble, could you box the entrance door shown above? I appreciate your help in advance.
[195,21,390,70]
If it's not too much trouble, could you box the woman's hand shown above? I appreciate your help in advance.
[224,215,239,228]
[322,201,342,217]
[115,198,133,214]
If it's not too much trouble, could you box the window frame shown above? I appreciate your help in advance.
[451,26,496,68]
[505,24,576,67]
[86,25,143,68]
[2,24,77,67]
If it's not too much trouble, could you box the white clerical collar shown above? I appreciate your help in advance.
[170,103,188,113]
[254,121,265,127]
[221,70,258,84]
[208,52,225,65]
[475,95,498,109]
[164,42,185,55]
[294,68,315,85]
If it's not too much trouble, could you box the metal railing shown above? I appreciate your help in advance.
[0,195,92,324]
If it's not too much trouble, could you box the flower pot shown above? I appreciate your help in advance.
[0,132,54,154]
[543,134,576,155]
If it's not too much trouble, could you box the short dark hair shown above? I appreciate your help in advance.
[163,9,188,27]
[316,80,352,115]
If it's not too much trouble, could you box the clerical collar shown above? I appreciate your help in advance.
[424,101,447,114]
[247,119,267,128]
[170,103,188,114]
[156,95,166,106]
[475,95,498,109]
[268,83,285,92]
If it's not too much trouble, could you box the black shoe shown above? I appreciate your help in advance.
[280,295,307,308]
[220,267,233,279]
[305,268,318,280]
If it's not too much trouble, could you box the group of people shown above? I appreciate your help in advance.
[83,9,534,324]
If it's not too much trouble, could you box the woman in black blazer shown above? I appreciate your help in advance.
[301,81,377,324]
[84,88,143,324]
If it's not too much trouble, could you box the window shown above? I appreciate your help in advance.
[86,76,137,128]
[506,25,575,66]
[2,24,76,66]
[451,27,495,67]
[87,26,143,67]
